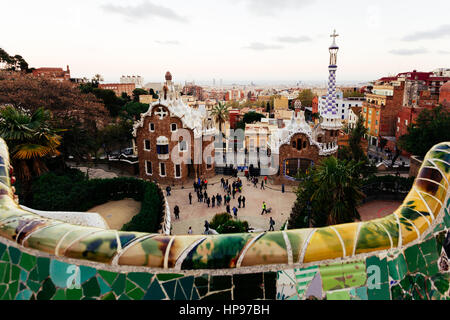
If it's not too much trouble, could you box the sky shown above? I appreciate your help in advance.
[1,0,450,85]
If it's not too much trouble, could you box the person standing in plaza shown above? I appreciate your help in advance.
[206,197,211,208]
[204,190,208,203]
[212,195,216,208]
[261,180,265,190]
[166,186,171,196]
[269,217,275,231]
[233,206,238,219]
[242,196,246,208]
[261,201,267,215]
[238,195,242,208]
[174,205,180,220]
[226,204,231,214]
[264,176,268,185]
[189,192,192,205]
[204,220,210,234]
[188,227,193,235]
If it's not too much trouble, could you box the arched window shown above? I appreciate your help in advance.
[157,136,169,159]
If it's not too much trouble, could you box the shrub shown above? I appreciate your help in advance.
[25,168,164,233]
[209,213,249,234]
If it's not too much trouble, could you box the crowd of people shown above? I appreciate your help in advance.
[171,175,277,235]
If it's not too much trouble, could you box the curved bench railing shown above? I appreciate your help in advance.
[0,138,449,272]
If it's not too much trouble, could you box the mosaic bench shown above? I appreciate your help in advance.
[0,138,449,300]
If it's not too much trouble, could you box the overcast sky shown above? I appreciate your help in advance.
[1,0,449,85]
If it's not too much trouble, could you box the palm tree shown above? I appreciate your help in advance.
[210,102,230,152]
[210,102,230,134]
[311,157,366,226]
[0,106,62,181]
[288,157,366,228]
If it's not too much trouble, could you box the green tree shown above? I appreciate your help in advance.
[209,213,249,234]
[0,106,63,186]
[242,111,264,124]
[149,88,159,99]
[123,102,150,121]
[288,157,366,229]
[92,88,127,118]
[398,105,450,158]
[132,88,149,102]
[298,89,314,108]
[100,120,133,157]
[210,102,230,134]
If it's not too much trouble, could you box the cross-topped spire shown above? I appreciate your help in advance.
[330,29,339,40]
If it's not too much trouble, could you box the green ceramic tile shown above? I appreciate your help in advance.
[97,276,111,295]
[27,279,41,293]
[2,263,10,283]
[9,280,18,299]
[127,287,145,300]
[0,285,6,299]
[433,223,445,233]
[443,209,450,228]
[8,247,20,265]
[162,280,176,299]
[80,266,97,284]
[368,282,390,300]
[143,280,166,300]
[397,254,408,280]
[19,253,36,272]
[404,245,425,274]
[36,278,56,300]
[125,280,137,293]
[157,274,184,282]
[28,267,39,282]
[11,265,20,281]
[98,270,118,286]
[388,259,400,281]
[391,285,404,300]
[366,256,388,285]
[127,273,153,290]
[179,276,195,298]
[327,290,351,300]
[36,258,49,282]
[118,294,131,300]
[1,250,9,262]
[355,287,368,300]
[16,289,32,300]
[82,277,100,298]
[101,292,116,300]
[19,269,27,283]
[191,288,200,300]
[319,263,345,291]
[112,274,126,295]
[174,281,187,300]
[0,243,6,259]
[66,288,83,300]
[342,261,366,288]
[432,273,450,295]
[52,289,66,300]
[426,262,439,277]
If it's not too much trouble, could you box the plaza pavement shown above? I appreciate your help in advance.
[166,175,402,235]
[166,175,297,235]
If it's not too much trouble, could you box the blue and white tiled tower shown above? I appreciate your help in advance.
[321,30,343,131]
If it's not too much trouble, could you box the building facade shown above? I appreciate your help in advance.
[120,75,144,88]
[134,72,216,185]
[32,66,71,82]
[319,91,364,122]
[99,83,136,97]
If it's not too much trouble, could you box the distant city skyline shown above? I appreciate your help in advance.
[1,0,449,84]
